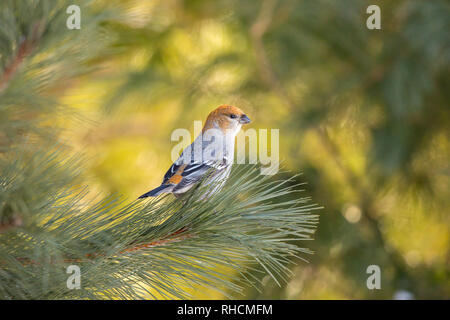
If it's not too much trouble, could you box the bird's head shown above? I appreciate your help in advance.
[203,105,251,134]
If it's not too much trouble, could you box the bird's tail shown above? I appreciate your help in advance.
[138,185,172,198]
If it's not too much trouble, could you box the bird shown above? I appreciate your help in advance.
[138,105,251,199]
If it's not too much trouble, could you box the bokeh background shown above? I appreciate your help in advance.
[57,0,449,299]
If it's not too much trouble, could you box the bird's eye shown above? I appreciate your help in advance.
[229,114,237,119]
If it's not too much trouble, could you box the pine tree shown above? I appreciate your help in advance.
[0,0,319,299]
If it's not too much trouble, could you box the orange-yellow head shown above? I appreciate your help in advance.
[203,105,251,133]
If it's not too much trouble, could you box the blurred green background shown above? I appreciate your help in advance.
[58,0,449,299]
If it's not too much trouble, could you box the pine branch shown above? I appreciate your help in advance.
[0,0,323,300]
[0,21,44,93]
[0,146,320,299]
[11,226,192,265]
[0,214,23,234]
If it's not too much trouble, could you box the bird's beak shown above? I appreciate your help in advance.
[239,114,251,124]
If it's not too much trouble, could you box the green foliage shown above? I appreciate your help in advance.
[1,0,448,300]
[85,0,449,299]
[0,145,319,299]
[0,0,319,299]
[0,0,113,149]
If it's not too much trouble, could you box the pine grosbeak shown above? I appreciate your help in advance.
[139,105,251,199]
